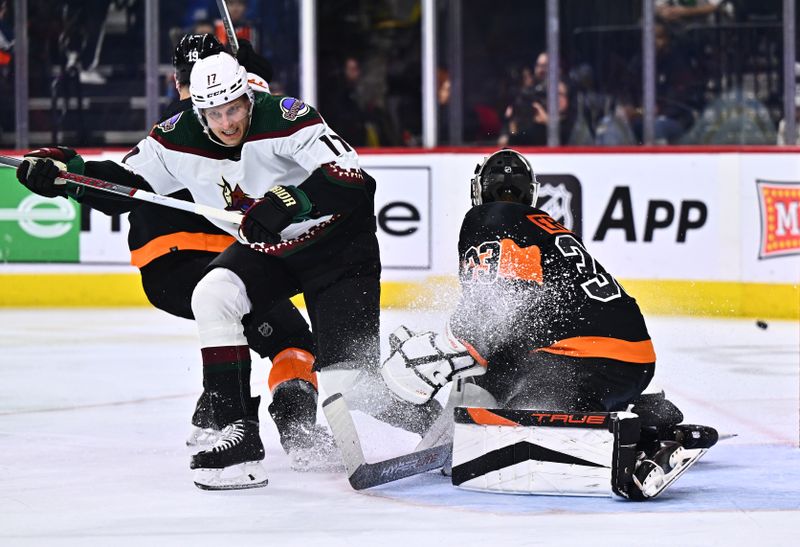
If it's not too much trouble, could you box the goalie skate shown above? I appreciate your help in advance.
[633,441,707,499]
[190,418,268,490]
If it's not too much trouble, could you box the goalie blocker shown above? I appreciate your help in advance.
[451,407,707,500]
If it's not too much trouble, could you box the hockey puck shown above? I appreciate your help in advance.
[755,320,768,330]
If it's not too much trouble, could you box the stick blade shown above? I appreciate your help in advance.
[322,393,367,477]
[348,443,452,490]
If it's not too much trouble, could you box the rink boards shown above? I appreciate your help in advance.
[0,147,798,318]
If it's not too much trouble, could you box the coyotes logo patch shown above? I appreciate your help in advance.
[157,112,182,132]
[279,97,310,121]
[219,176,256,213]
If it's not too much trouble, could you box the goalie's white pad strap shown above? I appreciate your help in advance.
[451,408,640,498]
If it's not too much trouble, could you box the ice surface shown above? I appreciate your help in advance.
[0,308,798,546]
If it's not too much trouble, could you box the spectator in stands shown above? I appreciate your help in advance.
[58,0,113,85]
[624,20,706,143]
[0,0,10,69]
[655,0,728,27]
[498,53,573,146]
[321,56,368,147]
[777,88,800,145]
[437,67,452,143]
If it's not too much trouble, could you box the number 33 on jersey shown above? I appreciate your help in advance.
[459,205,627,303]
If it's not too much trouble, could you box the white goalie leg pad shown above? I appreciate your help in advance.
[193,461,269,491]
[451,408,640,497]
[191,268,252,348]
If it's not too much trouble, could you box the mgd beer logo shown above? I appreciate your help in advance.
[756,180,800,259]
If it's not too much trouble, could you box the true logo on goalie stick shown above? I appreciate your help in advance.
[280,97,310,121]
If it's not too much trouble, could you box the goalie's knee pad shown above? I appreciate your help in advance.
[191,268,252,347]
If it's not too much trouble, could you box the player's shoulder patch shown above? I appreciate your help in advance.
[278,97,311,121]
[247,93,322,139]
[149,108,226,157]
[156,111,183,133]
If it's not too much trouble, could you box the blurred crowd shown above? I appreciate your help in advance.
[0,0,796,147]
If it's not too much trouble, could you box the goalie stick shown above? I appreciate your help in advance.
[0,155,243,225]
[322,393,452,490]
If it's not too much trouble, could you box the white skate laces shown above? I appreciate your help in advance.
[209,422,245,452]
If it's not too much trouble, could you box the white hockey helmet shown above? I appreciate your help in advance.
[470,149,539,207]
[190,52,254,146]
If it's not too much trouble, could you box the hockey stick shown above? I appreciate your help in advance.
[0,155,243,225]
[216,0,239,55]
[322,393,452,490]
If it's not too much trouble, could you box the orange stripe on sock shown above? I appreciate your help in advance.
[467,407,519,427]
[535,336,656,364]
[268,348,317,392]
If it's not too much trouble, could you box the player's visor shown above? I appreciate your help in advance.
[202,96,250,127]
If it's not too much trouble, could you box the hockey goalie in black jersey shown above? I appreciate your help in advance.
[381,149,717,499]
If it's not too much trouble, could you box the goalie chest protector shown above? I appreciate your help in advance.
[451,407,641,498]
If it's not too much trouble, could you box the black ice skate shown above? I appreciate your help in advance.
[632,440,708,499]
[667,424,719,450]
[269,381,343,472]
[186,390,222,447]
[190,418,268,490]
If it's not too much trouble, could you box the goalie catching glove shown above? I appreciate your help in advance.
[16,147,85,198]
[380,324,485,405]
[241,185,314,244]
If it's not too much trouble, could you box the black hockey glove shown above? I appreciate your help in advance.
[241,185,314,244]
[16,147,85,199]
[236,39,273,83]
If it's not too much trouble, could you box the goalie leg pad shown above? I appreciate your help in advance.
[451,408,641,497]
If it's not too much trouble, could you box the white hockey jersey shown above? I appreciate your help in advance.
[123,92,368,245]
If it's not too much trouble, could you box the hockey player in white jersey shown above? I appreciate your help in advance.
[17,51,384,490]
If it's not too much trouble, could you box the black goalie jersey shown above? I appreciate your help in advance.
[449,201,655,369]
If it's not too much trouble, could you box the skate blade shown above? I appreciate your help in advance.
[647,448,707,499]
[193,461,269,491]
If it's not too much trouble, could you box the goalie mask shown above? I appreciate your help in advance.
[471,149,539,206]
[190,52,254,147]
